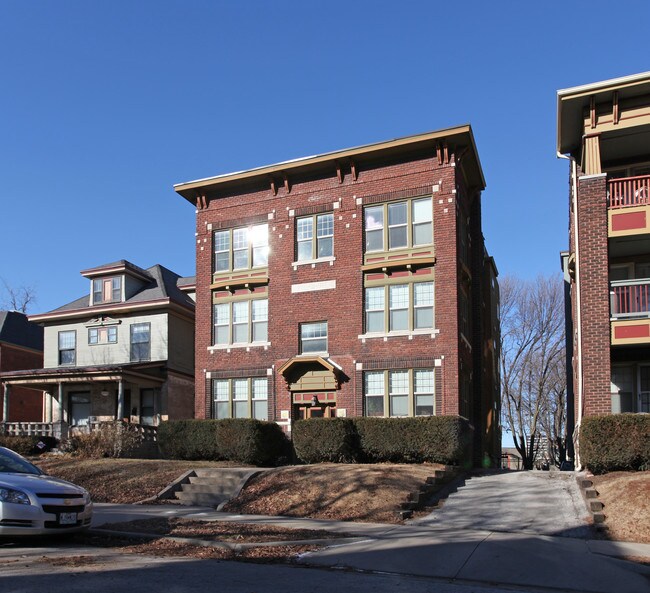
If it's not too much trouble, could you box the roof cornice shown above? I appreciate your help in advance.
[174,125,485,202]
[29,298,194,324]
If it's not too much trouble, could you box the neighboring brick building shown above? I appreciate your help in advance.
[0,311,43,422]
[558,72,650,457]
[175,127,500,462]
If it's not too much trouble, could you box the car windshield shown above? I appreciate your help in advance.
[0,447,42,475]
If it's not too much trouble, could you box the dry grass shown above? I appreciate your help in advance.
[34,456,242,503]
[223,463,443,523]
[96,517,353,542]
[591,471,650,543]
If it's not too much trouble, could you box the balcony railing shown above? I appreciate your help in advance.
[611,279,650,317]
[609,175,650,209]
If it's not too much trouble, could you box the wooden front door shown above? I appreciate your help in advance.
[294,403,337,420]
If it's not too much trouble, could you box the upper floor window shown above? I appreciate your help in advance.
[364,369,434,417]
[212,377,268,420]
[300,321,327,353]
[364,281,434,334]
[364,197,432,253]
[130,322,151,362]
[89,326,117,345]
[93,276,122,304]
[58,330,76,365]
[213,298,268,346]
[296,213,334,261]
[214,224,268,273]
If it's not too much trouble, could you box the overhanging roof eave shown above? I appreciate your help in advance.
[174,125,485,201]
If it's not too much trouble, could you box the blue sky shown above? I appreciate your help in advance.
[1,0,649,313]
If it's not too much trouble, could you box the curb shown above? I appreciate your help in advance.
[89,527,366,551]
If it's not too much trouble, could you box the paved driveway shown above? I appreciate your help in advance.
[414,469,591,537]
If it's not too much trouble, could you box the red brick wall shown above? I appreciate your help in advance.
[575,174,611,416]
[192,152,492,425]
[0,343,43,421]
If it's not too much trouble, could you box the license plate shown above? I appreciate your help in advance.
[58,512,77,525]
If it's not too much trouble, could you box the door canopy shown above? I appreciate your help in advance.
[277,356,344,392]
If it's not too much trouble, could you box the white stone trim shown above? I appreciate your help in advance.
[291,280,336,293]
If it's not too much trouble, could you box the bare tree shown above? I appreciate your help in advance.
[500,275,566,470]
[0,279,37,313]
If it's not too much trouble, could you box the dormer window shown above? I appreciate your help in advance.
[93,277,122,305]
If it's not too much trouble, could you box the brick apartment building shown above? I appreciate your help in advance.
[558,72,650,456]
[175,126,500,462]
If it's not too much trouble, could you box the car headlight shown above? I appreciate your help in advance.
[83,491,92,505]
[0,487,31,505]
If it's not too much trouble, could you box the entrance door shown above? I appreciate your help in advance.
[68,392,91,428]
[295,403,337,420]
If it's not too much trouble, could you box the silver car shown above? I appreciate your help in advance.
[0,446,92,536]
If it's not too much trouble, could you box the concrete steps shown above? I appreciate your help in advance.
[166,468,267,508]
[397,466,460,519]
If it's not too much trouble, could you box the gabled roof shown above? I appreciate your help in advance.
[29,262,195,322]
[0,311,43,351]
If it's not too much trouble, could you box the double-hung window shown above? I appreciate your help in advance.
[58,331,76,365]
[212,377,268,420]
[364,197,432,253]
[130,323,151,362]
[364,369,435,417]
[300,322,328,353]
[296,213,334,261]
[364,281,434,333]
[92,277,122,304]
[213,298,268,346]
[214,224,269,273]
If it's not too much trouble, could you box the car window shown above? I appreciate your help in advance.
[0,448,42,475]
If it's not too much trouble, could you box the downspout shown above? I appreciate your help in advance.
[558,151,583,468]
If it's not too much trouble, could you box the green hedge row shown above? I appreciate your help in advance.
[0,435,58,456]
[293,416,473,465]
[157,419,289,466]
[580,414,650,474]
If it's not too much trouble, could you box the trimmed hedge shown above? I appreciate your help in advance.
[157,419,289,466]
[580,414,650,474]
[292,416,473,465]
[292,418,358,463]
[0,435,58,456]
[355,416,472,464]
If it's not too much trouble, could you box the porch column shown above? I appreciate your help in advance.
[46,391,53,423]
[2,383,9,426]
[58,383,64,436]
[117,379,125,420]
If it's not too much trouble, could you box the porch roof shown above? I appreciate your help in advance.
[0,361,166,390]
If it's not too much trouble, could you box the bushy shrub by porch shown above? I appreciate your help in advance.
[580,414,650,474]
[0,435,58,456]
[68,422,144,458]
[292,416,473,465]
[158,419,289,466]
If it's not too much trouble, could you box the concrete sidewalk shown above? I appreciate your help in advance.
[93,503,650,593]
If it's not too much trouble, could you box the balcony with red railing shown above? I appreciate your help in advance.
[608,176,650,237]
[610,279,650,346]
[608,175,650,209]
[610,279,650,318]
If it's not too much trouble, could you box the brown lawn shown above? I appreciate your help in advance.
[591,471,650,543]
[34,457,242,503]
[222,463,442,523]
